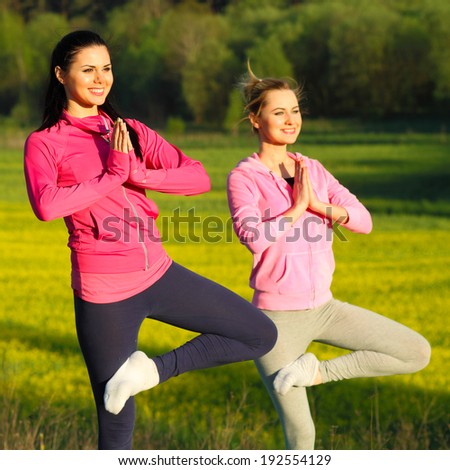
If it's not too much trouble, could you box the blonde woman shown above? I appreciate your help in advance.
[226,67,431,449]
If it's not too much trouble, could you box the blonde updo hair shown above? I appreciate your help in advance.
[238,61,303,130]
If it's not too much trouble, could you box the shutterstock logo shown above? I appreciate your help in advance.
[101,207,349,244]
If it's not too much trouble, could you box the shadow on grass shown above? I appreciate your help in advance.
[0,319,80,357]
[0,317,177,360]
[339,172,450,203]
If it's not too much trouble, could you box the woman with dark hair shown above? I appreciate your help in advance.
[226,65,431,449]
[24,31,277,450]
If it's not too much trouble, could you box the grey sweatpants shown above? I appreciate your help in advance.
[255,298,431,450]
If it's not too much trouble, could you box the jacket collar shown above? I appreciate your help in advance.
[237,152,302,175]
[61,110,113,138]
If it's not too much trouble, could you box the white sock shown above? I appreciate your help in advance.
[104,351,160,415]
[273,352,320,396]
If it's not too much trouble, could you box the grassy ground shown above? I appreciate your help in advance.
[0,124,449,449]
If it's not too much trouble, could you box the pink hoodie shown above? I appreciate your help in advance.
[227,152,372,310]
[24,112,210,276]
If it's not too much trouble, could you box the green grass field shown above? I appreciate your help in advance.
[0,124,449,449]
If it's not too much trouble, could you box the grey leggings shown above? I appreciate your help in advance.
[255,298,431,450]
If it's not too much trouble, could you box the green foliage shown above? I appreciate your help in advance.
[181,35,235,124]
[223,88,245,134]
[0,0,450,127]
[165,116,186,134]
[327,2,397,116]
[283,3,335,115]
[225,0,292,56]
[247,35,294,79]
[382,16,432,113]
[21,13,70,123]
[0,9,26,114]
[158,2,225,78]
[421,0,450,102]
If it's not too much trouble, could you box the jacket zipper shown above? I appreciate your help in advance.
[121,186,149,270]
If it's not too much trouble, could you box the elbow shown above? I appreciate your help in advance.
[26,185,61,221]
[189,173,211,195]
[345,208,373,234]
[237,235,266,255]
[353,221,372,235]
[354,216,373,234]
[197,165,211,193]
[32,202,59,222]
[247,243,265,255]
[202,174,212,193]
[35,208,56,222]
[233,221,269,254]
[362,213,373,234]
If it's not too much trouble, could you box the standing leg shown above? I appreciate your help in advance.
[255,309,320,450]
[74,295,147,450]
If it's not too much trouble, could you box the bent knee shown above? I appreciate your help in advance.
[252,320,278,358]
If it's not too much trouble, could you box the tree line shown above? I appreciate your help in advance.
[1,0,449,129]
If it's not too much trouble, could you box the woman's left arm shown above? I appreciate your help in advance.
[306,163,372,234]
[125,120,210,195]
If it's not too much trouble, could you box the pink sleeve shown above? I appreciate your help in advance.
[126,122,211,195]
[227,170,295,254]
[323,165,373,234]
[24,134,128,222]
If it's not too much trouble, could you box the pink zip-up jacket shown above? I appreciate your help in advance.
[227,152,372,310]
[24,111,210,274]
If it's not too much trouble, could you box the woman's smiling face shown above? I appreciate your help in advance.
[56,45,113,117]
[250,89,302,146]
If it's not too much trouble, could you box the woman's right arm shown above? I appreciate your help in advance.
[24,134,129,221]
